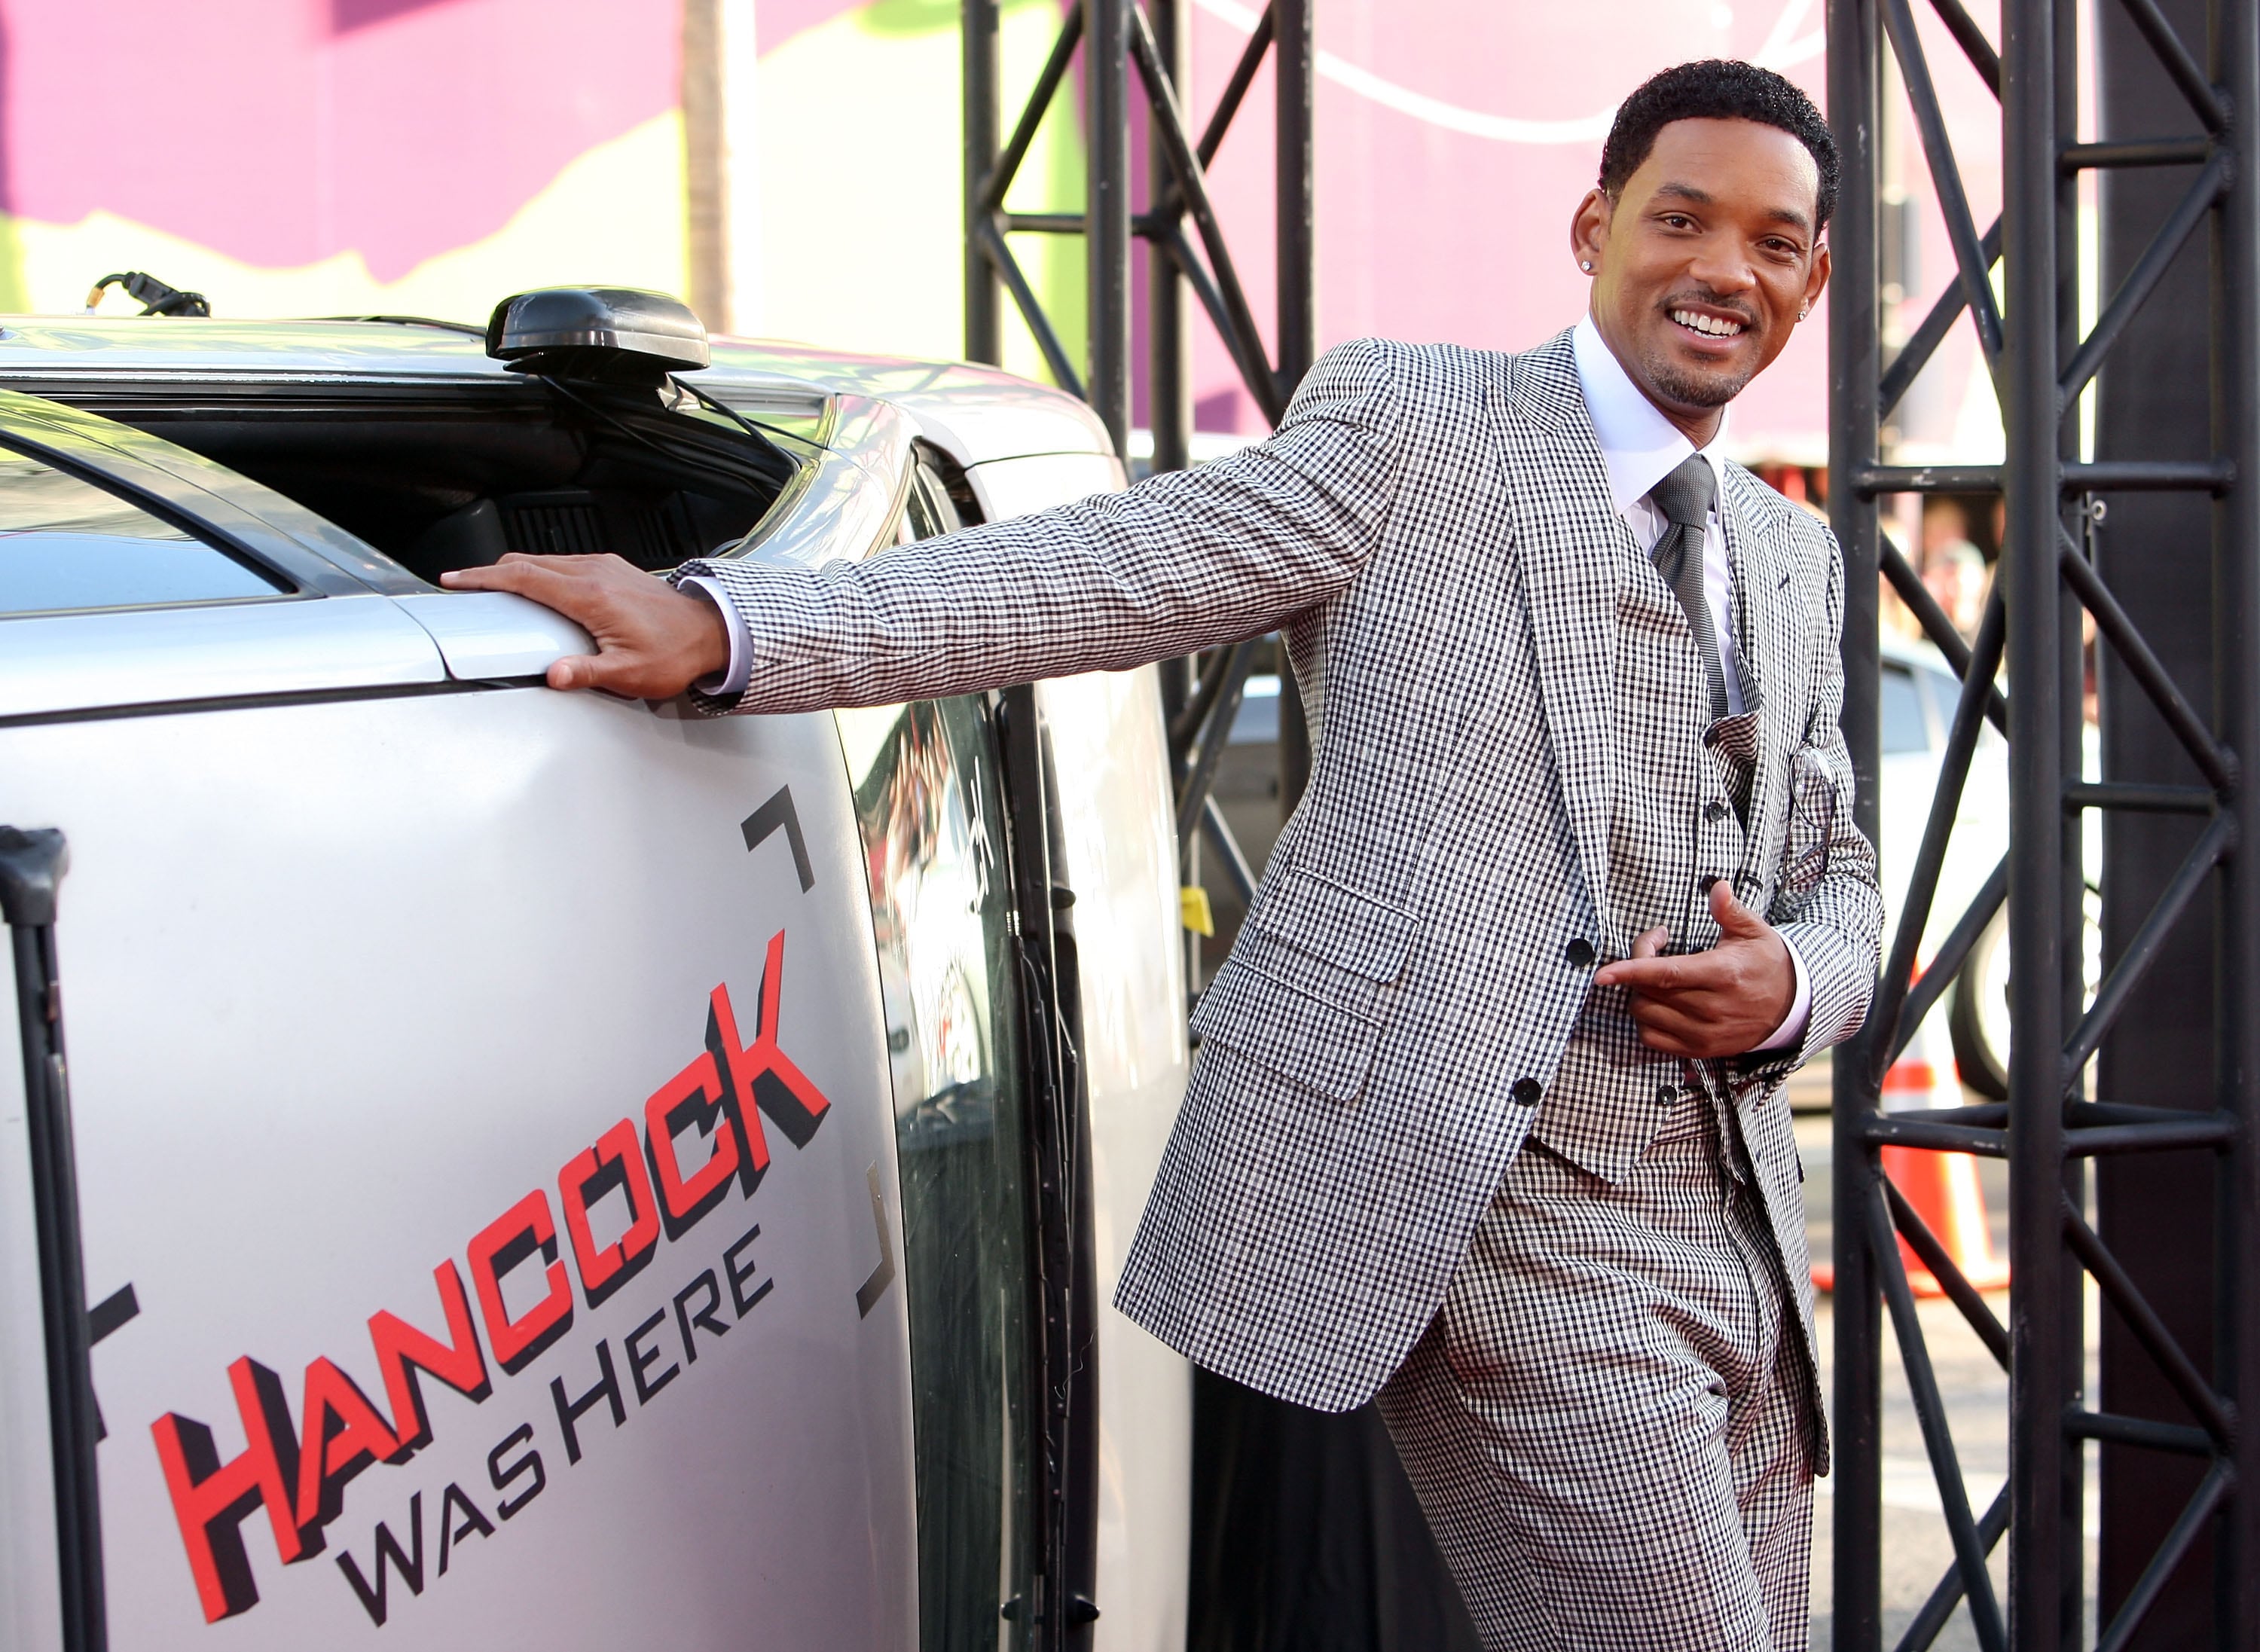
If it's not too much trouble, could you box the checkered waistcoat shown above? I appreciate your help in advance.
[672,329,1883,1431]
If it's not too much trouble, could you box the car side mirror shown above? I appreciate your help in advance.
[484,287,710,386]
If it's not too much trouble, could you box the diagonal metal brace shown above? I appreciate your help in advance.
[2063,1193,2237,1449]
[1883,0,2005,363]
[1869,1180,2008,1651]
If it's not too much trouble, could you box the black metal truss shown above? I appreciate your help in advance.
[961,0,1316,901]
[1828,0,2260,1645]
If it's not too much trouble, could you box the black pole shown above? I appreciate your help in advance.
[1148,0,1190,478]
[1273,0,1315,814]
[2048,2,2088,1636]
[2,826,105,1652]
[2002,0,2071,1638]
[1086,0,1132,457]
[1825,1,1884,1643]
[964,0,1002,365]
[2210,0,2260,1634]
[1150,0,1195,990]
[1272,0,1315,397]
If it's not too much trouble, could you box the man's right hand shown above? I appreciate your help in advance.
[442,554,731,698]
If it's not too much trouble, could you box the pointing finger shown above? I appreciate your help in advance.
[1596,929,1674,988]
[1596,955,1697,993]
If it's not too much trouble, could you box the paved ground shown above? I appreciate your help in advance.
[1794,1059,2100,1649]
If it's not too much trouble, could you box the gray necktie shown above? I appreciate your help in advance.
[1646,454,1730,722]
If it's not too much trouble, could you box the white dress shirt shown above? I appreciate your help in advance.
[684,573,751,696]
[1571,313,1809,1051]
[1571,315,1749,715]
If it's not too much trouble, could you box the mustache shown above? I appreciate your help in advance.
[1658,292,1760,328]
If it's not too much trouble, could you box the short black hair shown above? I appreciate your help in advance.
[1599,60,1838,234]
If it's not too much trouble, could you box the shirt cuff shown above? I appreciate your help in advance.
[1753,934,1813,1052]
[680,576,749,698]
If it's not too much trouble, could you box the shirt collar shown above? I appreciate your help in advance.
[1571,313,1729,515]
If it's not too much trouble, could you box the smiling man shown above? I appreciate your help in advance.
[449,60,1879,1652]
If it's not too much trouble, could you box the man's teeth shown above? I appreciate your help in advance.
[1672,309,1745,337]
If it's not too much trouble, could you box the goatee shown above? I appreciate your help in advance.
[1648,356,1755,408]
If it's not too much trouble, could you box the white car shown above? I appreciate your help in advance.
[0,291,1192,1651]
[1875,631,2030,1099]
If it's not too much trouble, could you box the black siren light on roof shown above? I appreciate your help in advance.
[484,287,710,386]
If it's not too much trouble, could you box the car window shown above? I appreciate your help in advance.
[1920,665,1967,731]
[1880,661,1931,755]
[0,445,286,617]
[842,455,1037,1650]
[901,455,964,542]
[841,695,1037,1651]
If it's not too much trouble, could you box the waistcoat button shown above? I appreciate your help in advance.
[1510,1077,1543,1107]
[1564,937,1595,968]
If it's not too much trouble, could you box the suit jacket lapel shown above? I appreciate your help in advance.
[1486,333,1626,930]
[1718,471,1799,862]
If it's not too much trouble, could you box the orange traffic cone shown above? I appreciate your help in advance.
[1815,1012,2009,1296]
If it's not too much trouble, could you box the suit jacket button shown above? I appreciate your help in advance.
[1657,1083,1677,1106]
[1564,937,1595,968]
[1703,799,1730,822]
[1510,1077,1543,1107]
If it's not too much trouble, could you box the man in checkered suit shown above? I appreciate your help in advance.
[458,59,1881,1652]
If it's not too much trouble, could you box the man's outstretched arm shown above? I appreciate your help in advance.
[443,338,1404,710]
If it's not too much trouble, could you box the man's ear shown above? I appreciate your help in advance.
[1804,240,1832,312]
[1570,187,1613,272]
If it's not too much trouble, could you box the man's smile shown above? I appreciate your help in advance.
[1663,301,1755,347]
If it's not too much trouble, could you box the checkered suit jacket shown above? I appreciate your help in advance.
[674,329,1882,1415]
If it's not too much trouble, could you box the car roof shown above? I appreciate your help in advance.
[0,315,1116,472]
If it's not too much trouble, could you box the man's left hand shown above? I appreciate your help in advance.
[1593,881,1796,1058]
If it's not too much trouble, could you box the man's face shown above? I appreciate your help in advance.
[1571,117,1830,437]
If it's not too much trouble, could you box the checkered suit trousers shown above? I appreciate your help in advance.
[1379,1101,1813,1651]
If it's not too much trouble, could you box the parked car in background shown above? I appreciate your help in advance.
[1876,634,2011,1095]
[1,292,1190,1652]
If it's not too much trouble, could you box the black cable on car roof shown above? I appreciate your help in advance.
[667,374,832,454]
[533,374,810,495]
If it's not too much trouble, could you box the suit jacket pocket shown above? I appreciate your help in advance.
[1193,869,1418,1103]
[1776,740,1848,904]
[1190,943,1386,1104]
[1245,863,1419,981]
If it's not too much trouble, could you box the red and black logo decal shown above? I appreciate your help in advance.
[148,924,832,1625]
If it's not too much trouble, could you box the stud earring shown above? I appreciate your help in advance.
[1580,259,1593,272]
[1797,306,1809,320]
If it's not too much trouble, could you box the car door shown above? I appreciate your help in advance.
[860,447,1189,1652]
[0,398,918,1650]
